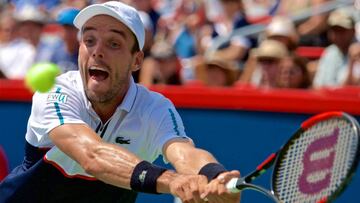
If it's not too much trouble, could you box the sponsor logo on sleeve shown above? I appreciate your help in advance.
[47,93,68,104]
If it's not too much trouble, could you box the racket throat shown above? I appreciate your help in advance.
[227,178,282,203]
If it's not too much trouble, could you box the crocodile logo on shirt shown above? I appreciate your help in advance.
[115,136,131,144]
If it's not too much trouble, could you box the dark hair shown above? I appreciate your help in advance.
[131,34,140,53]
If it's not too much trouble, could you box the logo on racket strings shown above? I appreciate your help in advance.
[298,128,339,194]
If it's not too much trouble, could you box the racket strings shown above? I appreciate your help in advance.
[274,118,358,203]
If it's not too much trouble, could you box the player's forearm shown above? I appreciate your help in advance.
[50,124,143,189]
[173,148,219,175]
[50,124,181,193]
[81,142,142,189]
[88,145,184,194]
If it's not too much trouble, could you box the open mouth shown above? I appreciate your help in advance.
[89,67,109,81]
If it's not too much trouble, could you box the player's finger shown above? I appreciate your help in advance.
[188,179,203,203]
[217,170,240,184]
[174,187,186,202]
[183,180,204,203]
[201,179,220,201]
[170,180,187,202]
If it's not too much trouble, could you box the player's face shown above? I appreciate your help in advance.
[78,15,143,104]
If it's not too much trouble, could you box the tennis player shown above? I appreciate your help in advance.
[0,1,240,203]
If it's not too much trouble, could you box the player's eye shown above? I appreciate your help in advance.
[83,37,95,47]
[109,41,120,49]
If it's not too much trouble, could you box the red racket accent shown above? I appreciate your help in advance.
[317,196,328,203]
[301,111,343,129]
[256,153,276,171]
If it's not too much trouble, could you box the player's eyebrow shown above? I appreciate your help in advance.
[109,29,127,39]
[82,26,127,39]
[82,26,95,34]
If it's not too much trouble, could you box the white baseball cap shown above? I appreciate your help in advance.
[73,1,145,50]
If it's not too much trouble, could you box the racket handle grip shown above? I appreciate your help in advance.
[226,178,241,193]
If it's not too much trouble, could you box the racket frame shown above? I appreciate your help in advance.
[271,112,360,203]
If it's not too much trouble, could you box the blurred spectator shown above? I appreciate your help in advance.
[277,0,330,47]
[138,11,154,57]
[14,5,60,64]
[122,0,160,33]
[341,42,360,85]
[208,0,252,66]
[355,1,360,42]
[170,1,206,83]
[173,1,205,59]
[313,9,356,88]
[264,16,299,52]
[195,55,240,87]
[53,0,88,10]
[48,8,80,73]
[242,0,279,21]
[0,9,35,79]
[139,41,182,86]
[13,4,47,47]
[133,11,154,82]
[276,55,311,89]
[9,0,61,12]
[240,39,288,88]
[203,0,224,24]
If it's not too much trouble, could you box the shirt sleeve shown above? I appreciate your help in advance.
[26,73,86,146]
[147,98,191,163]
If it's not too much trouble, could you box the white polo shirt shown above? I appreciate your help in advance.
[25,71,189,178]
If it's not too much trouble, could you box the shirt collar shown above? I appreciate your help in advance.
[118,77,137,113]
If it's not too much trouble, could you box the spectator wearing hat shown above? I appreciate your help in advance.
[0,9,35,79]
[276,55,311,89]
[195,55,240,87]
[240,39,288,88]
[14,5,62,65]
[313,9,356,88]
[46,8,80,73]
[14,5,48,48]
[139,41,182,86]
[264,16,299,52]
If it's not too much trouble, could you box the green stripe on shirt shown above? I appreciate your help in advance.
[54,87,64,125]
[168,108,180,136]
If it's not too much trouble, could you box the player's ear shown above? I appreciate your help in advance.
[131,51,144,72]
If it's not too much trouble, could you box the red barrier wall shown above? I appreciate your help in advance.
[1,79,360,115]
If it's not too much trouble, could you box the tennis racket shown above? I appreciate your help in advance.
[226,111,360,203]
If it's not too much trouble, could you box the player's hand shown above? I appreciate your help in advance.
[169,174,209,203]
[200,170,241,203]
